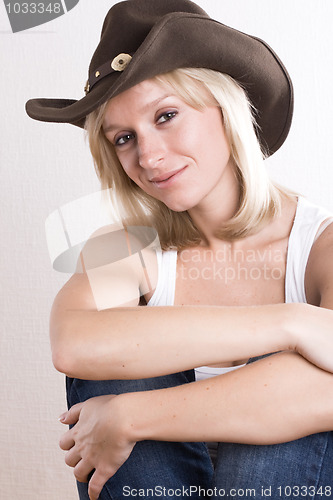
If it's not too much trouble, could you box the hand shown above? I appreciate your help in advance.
[290,303,333,373]
[59,394,136,500]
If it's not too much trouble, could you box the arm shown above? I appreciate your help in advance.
[305,220,333,309]
[129,351,333,444]
[293,222,333,367]
[51,269,333,380]
[59,226,333,499]
[60,350,333,499]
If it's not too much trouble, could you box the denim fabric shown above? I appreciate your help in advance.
[211,354,333,499]
[66,372,214,499]
[67,362,333,500]
[214,433,333,499]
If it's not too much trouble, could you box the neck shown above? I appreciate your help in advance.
[188,161,240,248]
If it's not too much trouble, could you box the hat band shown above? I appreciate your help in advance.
[85,53,132,94]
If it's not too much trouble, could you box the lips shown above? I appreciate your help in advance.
[149,167,186,184]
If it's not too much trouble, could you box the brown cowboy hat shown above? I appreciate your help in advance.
[25,0,293,155]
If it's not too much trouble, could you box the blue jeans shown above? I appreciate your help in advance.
[213,356,333,499]
[66,368,333,499]
[214,433,333,499]
[66,371,214,499]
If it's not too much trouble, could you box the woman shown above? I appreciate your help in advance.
[26,1,333,499]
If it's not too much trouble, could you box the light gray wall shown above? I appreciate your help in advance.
[1,1,332,498]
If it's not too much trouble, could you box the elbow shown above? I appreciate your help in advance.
[51,339,101,379]
[50,320,119,380]
[49,305,91,378]
[51,341,94,379]
[49,308,134,380]
[49,299,78,376]
[51,344,74,376]
[51,337,78,377]
[50,320,80,377]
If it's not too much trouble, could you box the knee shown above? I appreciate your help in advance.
[66,369,195,407]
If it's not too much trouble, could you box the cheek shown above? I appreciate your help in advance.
[203,126,231,166]
[119,161,131,178]
[179,122,202,149]
[116,152,138,181]
[181,111,228,163]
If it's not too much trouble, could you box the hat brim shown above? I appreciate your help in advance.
[25,12,293,155]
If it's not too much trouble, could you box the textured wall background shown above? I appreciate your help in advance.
[1,0,333,498]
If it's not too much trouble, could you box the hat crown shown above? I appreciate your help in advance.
[89,0,208,75]
[26,0,293,155]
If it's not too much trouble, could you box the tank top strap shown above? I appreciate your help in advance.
[148,197,333,306]
[147,249,177,306]
[285,196,333,303]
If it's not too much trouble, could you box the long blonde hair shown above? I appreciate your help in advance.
[85,68,290,249]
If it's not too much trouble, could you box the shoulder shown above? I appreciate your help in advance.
[55,224,157,313]
[306,218,333,308]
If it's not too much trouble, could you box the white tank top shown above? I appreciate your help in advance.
[147,197,333,380]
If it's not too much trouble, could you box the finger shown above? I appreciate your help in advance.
[59,402,85,425]
[65,446,82,468]
[74,459,95,484]
[59,429,75,451]
[88,468,114,500]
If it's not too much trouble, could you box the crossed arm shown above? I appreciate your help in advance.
[59,351,333,499]
[53,225,333,500]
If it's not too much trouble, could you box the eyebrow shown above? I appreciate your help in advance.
[103,93,173,133]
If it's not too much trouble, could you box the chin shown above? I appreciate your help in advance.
[163,199,195,213]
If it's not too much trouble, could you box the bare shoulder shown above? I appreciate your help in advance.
[52,224,158,314]
[306,220,333,307]
[52,272,98,314]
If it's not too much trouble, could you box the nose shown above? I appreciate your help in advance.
[137,134,165,170]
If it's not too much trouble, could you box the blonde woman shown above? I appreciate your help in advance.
[26,1,333,499]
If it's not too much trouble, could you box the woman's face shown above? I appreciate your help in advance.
[103,79,238,213]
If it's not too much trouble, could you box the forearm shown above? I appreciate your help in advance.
[120,351,333,445]
[51,303,293,379]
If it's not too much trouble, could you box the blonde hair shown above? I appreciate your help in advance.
[85,68,290,249]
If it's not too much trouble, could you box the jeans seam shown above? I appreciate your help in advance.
[313,432,330,491]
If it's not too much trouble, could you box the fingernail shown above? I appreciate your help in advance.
[58,412,67,422]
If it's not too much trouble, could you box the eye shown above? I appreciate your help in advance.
[156,111,177,124]
[115,133,135,147]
